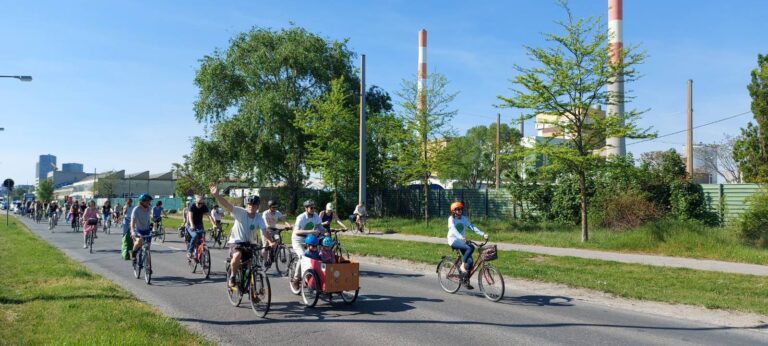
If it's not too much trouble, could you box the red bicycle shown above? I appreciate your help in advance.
[437,238,505,302]
[188,230,212,279]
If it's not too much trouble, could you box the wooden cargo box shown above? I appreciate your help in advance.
[321,260,359,292]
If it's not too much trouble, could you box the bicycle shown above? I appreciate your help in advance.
[85,217,98,254]
[261,227,290,276]
[225,243,271,318]
[49,211,58,232]
[436,238,505,302]
[351,215,367,234]
[326,228,350,260]
[188,230,211,279]
[71,215,81,233]
[151,216,166,243]
[103,214,112,234]
[133,234,153,285]
[207,221,228,248]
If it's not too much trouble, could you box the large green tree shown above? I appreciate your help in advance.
[396,72,458,221]
[35,179,54,202]
[498,3,649,241]
[191,26,356,211]
[734,54,768,183]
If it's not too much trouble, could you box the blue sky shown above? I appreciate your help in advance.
[1,0,765,184]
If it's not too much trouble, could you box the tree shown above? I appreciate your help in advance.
[94,172,119,198]
[498,2,649,241]
[702,135,741,183]
[36,179,54,202]
[172,155,208,197]
[734,54,768,183]
[191,26,356,211]
[396,72,458,221]
[435,123,521,188]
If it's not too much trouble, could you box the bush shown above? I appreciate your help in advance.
[596,190,662,230]
[168,209,177,214]
[669,180,720,226]
[739,190,768,248]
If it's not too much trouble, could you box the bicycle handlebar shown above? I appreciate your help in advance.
[328,228,348,233]
[467,238,489,247]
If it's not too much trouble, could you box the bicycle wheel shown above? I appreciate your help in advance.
[339,289,359,304]
[273,248,284,276]
[287,255,301,294]
[134,250,142,279]
[249,271,271,318]
[478,264,505,302]
[437,257,461,293]
[144,248,152,285]
[225,263,243,307]
[159,226,165,243]
[301,270,320,307]
[49,218,54,232]
[89,232,94,254]
[202,248,211,279]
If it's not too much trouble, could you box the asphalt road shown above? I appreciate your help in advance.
[16,215,767,345]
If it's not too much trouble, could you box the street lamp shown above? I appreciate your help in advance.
[0,75,32,82]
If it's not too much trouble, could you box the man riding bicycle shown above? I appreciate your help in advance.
[152,200,167,230]
[186,195,215,260]
[131,194,154,264]
[209,183,265,288]
[101,200,112,228]
[447,201,488,290]
[261,199,292,264]
[290,199,324,289]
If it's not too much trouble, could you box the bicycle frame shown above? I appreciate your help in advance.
[452,239,489,280]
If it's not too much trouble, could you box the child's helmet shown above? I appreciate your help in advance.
[321,236,334,247]
[305,234,319,246]
[450,201,464,212]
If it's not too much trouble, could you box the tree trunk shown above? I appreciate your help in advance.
[579,171,589,242]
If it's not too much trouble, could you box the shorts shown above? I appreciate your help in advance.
[229,243,254,262]
[134,229,152,243]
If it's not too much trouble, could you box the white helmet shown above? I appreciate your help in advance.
[325,203,334,211]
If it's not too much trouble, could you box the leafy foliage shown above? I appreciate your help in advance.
[734,54,768,183]
[739,189,768,247]
[35,179,54,202]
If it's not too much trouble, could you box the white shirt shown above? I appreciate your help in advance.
[353,205,367,216]
[447,215,484,246]
[211,208,224,222]
[227,206,265,244]
[292,212,323,242]
[262,210,285,229]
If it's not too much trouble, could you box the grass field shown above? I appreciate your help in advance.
[340,234,768,316]
[365,217,768,265]
[0,218,210,345]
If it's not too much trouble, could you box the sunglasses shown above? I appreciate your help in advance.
[307,206,316,209]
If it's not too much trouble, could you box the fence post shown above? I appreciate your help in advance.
[485,189,489,218]
[719,184,725,226]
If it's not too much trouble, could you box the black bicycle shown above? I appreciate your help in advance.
[262,227,290,276]
[207,221,228,248]
[133,234,153,285]
[225,243,271,318]
[151,216,166,243]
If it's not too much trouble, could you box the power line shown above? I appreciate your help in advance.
[627,110,751,146]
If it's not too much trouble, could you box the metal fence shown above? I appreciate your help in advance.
[367,189,520,219]
[701,184,765,225]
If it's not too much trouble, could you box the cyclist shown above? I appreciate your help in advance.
[82,200,99,248]
[47,201,59,224]
[211,204,224,230]
[209,183,265,288]
[260,199,291,263]
[353,203,367,233]
[113,202,122,224]
[447,201,488,290]
[130,194,153,264]
[186,195,215,260]
[101,200,112,229]
[151,200,167,231]
[319,203,347,233]
[78,200,87,215]
[70,201,81,229]
[290,199,323,289]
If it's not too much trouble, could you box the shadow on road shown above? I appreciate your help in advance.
[360,270,423,279]
[501,295,574,307]
[149,275,222,287]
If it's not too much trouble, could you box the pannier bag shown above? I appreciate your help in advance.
[87,218,99,226]
[480,245,498,261]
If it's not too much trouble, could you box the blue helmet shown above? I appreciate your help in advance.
[321,236,334,247]
[138,193,152,202]
[305,234,319,246]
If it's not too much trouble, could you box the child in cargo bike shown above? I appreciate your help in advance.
[446,201,488,290]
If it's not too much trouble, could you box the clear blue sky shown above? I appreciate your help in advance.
[1,0,765,184]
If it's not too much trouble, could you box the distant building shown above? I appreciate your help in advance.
[682,143,718,184]
[62,163,84,173]
[35,154,56,186]
[54,170,176,200]
[47,170,89,189]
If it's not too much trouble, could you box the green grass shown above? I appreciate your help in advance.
[366,217,768,265]
[0,218,211,345]
[340,235,768,315]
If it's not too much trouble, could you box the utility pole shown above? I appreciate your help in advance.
[495,113,501,189]
[687,79,694,178]
[358,54,367,207]
[418,29,428,223]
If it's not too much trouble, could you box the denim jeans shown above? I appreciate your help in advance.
[187,226,203,254]
[451,240,475,271]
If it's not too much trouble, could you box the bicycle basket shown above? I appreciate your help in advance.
[480,245,498,261]
[86,218,99,226]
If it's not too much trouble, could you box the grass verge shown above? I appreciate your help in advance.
[341,235,768,316]
[0,218,210,345]
[366,217,768,265]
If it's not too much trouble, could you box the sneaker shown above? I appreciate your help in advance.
[83,244,88,249]
[186,252,193,260]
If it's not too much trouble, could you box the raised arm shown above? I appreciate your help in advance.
[209,183,234,213]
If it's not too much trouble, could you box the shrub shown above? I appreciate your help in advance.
[669,180,720,226]
[168,209,177,214]
[739,190,768,248]
[596,190,662,230]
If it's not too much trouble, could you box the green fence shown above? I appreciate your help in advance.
[367,189,522,219]
[701,184,765,225]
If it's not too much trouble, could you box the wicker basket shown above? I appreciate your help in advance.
[480,245,497,261]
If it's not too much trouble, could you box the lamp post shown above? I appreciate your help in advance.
[0,75,32,82]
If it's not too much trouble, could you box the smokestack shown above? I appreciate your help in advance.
[606,0,625,155]
[418,29,427,115]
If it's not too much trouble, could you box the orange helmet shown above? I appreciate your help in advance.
[450,201,464,213]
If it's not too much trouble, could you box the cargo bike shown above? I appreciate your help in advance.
[291,254,361,308]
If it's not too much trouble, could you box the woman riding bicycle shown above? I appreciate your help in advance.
[447,201,487,289]
[82,200,99,248]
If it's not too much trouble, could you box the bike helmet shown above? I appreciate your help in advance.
[321,236,334,247]
[138,193,152,202]
[450,201,464,212]
[325,203,334,211]
[303,199,316,208]
[245,195,260,205]
[305,234,319,246]
[267,199,278,207]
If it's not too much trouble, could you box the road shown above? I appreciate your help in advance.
[17,215,766,345]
